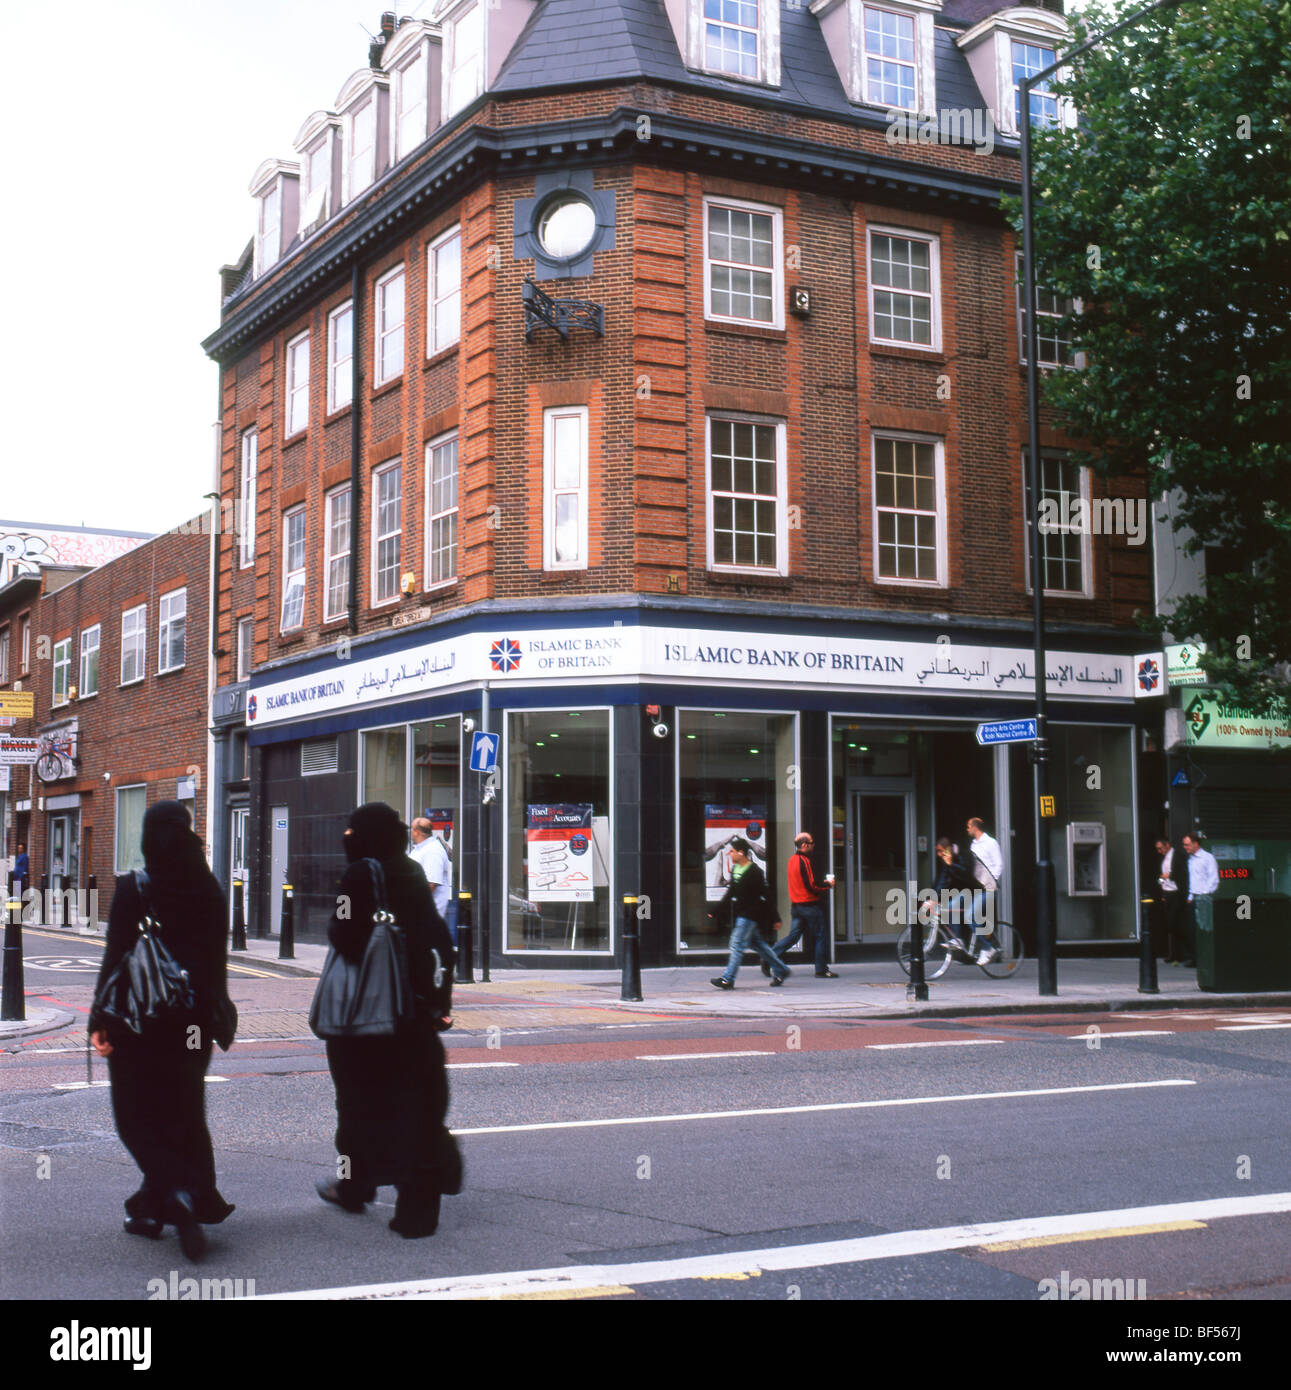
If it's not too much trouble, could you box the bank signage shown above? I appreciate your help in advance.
[1183,693,1291,750]
[246,624,1136,727]
[1165,642,1208,688]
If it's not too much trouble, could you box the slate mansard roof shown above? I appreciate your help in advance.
[492,0,1018,131]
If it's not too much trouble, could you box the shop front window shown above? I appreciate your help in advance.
[678,710,796,953]
[362,726,407,814]
[361,718,461,842]
[506,710,611,953]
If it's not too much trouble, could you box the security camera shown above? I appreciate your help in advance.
[462,717,476,734]
[651,720,669,740]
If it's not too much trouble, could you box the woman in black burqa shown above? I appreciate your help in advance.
[317,801,459,1238]
[89,801,235,1260]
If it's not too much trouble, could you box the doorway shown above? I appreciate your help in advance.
[269,805,288,936]
[846,789,914,941]
[47,811,79,926]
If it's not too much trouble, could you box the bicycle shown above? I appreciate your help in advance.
[36,731,76,783]
[896,906,1024,979]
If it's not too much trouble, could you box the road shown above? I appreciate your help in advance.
[2,927,1287,1356]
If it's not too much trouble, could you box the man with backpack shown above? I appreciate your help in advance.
[708,837,788,989]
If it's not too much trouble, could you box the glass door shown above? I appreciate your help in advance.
[848,790,913,941]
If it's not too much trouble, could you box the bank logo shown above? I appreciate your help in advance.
[1186,694,1210,740]
[490,638,522,674]
[247,694,258,722]
[1136,657,1161,694]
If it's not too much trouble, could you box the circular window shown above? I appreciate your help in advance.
[537,195,597,260]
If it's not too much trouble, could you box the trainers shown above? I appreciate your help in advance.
[710,977,734,990]
[815,970,839,978]
[769,973,787,986]
[977,948,997,965]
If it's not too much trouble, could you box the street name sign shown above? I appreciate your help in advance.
[975,718,1038,746]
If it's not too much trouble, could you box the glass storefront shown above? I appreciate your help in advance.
[360,716,461,891]
[677,710,797,953]
[505,709,611,953]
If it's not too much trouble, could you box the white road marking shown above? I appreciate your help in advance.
[255,1190,1291,1300]
[866,1040,1004,1050]
[446,1061,520,1069]
[1218,1023,1291,1032]
[635,1051,776,1061]
[447,1079,1194,1137]
[1064,1030,1174,1039]
[54,1076,228,1089]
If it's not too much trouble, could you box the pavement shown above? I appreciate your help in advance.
[4,930,1289,1041]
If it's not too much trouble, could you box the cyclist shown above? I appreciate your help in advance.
[933,837,977,956]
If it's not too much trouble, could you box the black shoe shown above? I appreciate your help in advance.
[815,970,840,978]
[167,1191,206,1262]
[760,962,772,977]
[769,974,786,987]
[390,1193,441,1239]
[316,1178,368,1213]
[710,977,734,990]
[123,1217,164,1240]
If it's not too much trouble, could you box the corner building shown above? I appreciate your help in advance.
[205,1,1153,965]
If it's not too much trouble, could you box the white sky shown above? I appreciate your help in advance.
[2,1,434,535]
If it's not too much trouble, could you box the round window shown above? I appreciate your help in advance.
[537,195,597,260]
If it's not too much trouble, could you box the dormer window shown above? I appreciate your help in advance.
[336,69,389,205]
[676,0,780,87]
[811,0,935,115]
[863,7,916,110]
[349,98,376,197]
[956,8,1070,139]
[249,160,300,277]
[258,184,281,273]
[1012,40,1058,127]
[294,111,340,237]
[445,1,484,117]
[394,47,428,160]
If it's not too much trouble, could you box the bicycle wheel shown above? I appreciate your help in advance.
[897,923,952,980]
[35,753,61,782]
[978,921,1024,978]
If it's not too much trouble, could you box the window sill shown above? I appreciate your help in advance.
[707,568,791,589]
[157,665,187,678]
[283,426,308,446]
[421,579,458,597]
[118,678,145,690]
[76,692,98,703]
[870,342,944,363]
[325,401,353,424]
[370,374,404,402]
[425,343,460,370]
[704,320,786,342]
[320,614,349,630]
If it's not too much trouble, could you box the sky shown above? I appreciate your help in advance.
[2,1,436,536]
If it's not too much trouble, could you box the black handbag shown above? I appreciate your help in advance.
[92,871,196,1035]
[309,859,414,1039]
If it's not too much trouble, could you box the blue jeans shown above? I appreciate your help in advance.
[723,916,788,983]
[443,897,458,947]
[773,902,828,973]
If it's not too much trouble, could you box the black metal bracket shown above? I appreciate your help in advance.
[523,277,605,342]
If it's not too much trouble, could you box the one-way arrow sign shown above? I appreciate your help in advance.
[469,731,499,773]
[975,718,1038,746]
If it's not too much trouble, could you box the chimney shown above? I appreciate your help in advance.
[381,11,396,35]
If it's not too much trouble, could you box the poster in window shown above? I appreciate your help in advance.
[526,803,594,902]
[424,807,454,850]
[704,804,768,901]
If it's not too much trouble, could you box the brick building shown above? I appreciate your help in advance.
[4,522,210,923]
[203,1,1154,964]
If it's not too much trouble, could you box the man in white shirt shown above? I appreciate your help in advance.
[410,817,454,940]
[966,817,1004,964]
[1155,835,1189,965]
[1181,831,1219,951]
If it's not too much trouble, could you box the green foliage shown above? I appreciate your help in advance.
[1004,0,1291,716]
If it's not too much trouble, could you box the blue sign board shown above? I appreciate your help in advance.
[469,731,500,773]
[975,718,1038,746]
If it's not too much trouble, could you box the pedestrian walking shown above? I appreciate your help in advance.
[709,836,787,989]
[88,802,236,1260]
[769,831,837,977]
[317,802,459,1238]
[1181,831,1218,967]
[1154,835,1190,965]
[11,841,28,896]
[410,816,455,944]
[965,816,1003,963]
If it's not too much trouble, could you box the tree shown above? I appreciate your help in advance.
[1007,0,1291,715]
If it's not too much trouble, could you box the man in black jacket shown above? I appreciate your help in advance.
[708,837,789,989]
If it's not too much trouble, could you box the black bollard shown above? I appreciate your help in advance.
[85,874,97,931]
[40,873,49,928]
[1137,896,1159,995]
[1,887,23,1023]
[231,880,247,952]
[620,895,643,1002]
[907,894,928,1003]
[278,883,295,959]
[455,892,473,983]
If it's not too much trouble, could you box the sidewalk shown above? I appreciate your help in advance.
[231,939,1291,1021]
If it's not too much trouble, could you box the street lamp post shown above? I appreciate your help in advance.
[1018,0,1192,996]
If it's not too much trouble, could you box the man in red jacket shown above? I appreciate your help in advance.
[770,832,838,978]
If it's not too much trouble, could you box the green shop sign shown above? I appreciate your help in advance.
[1184,693,1291,750]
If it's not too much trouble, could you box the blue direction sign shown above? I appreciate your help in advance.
[975,718,1038,746]
[469,731,500,773]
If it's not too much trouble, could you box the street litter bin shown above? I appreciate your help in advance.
[1197,894,1291,992]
